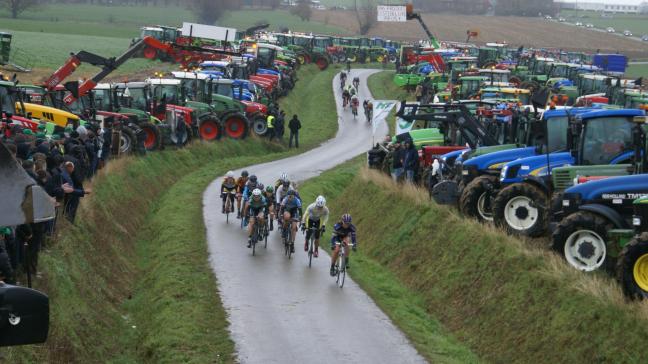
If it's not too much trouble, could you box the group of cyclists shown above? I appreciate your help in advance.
[220,170,358,276]
[339,71,373,123]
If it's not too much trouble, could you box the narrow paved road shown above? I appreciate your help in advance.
[203,69,426,363]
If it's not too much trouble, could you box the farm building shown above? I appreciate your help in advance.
[412,0,554,15]
[556,0,648,14]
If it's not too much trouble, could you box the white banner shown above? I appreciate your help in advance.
[182,22,237,41]
[371,100,397,136]
[377,5,407,22]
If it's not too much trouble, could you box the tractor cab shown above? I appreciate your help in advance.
[457,76,488,100]
[139,26,178,43]
[577,74,612,96]
[479,68,510,86]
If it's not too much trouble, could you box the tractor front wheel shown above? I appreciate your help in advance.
[315,56,329,70]
[119,126,137,155]
[492,183,548,236]
[551,211,611,272]
[617,234,648,299]
[251,116,268,136]
[223,114,249,139]
[199,119,222,141]
[139,122,161,151]
[459,175,497,222]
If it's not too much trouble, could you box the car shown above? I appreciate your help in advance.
[544,15,552,20]
[623,30,633,36]
[558,17,566,22]
[575,22,583,26]
[606,27,615,33]
[586,23,594,28]
[642,35,648,41]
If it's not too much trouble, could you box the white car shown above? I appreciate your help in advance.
[558,17,566,22]
[575,22,583,26]
[586,23,594,28]
[623,30,632,36]
[606,27,615,33]
[544,15,552,20]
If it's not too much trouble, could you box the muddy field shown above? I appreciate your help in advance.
[312,10,648,59]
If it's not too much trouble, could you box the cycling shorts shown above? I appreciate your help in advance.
[306,219,321,239]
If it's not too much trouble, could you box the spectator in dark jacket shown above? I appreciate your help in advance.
[390,142,404,182]
[288,114,301,148]
[61,161,90,223]
[402,139,418,183]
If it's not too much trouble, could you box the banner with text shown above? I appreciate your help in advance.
[371,100,397,136]
[377,5,407,22]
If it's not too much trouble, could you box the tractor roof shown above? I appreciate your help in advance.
[172,71,210,80]
[579,108,645,120]
[146,78,181,85]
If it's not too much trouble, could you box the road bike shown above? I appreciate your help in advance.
[333,240,348,288]
[352,79,359,92]
[223,190,236,224]
[364,107,373,124]
[250,215,268,256]
[351,98,359,119]
[282,215,299,259]
[303,225,323,268]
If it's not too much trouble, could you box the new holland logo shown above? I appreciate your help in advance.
[602,193,648,200]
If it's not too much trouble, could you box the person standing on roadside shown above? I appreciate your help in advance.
[402,139,418,183]
[390,142,404,182]
[266,113,276,141]
[288,114,301,148]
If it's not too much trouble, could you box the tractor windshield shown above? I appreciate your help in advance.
[121,87,147,110]
[546,116,569,152]
[212,83,233,98]
[181,79,205,102]
[92,89,112,110]
[581,116,635,165]
[152,85,179,105]
[550,65,570,78]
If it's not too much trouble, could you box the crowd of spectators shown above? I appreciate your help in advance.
[0,121,107,285]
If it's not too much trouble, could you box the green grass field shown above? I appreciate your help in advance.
[626,63,648,78]
[559,9,648,36]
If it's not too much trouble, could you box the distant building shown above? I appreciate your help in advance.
[556,0,648,14]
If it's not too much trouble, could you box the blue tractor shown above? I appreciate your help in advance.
[492,109,646,237]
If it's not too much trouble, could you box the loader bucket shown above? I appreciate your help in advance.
[0,142,55,226]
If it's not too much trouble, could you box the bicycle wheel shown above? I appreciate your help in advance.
[308,235,314,268]
[264,223,268,248]
[252,226,258,256]
[337,254,346,288]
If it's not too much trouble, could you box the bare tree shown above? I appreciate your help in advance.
[3,0,37,19]
[291,0,312,21]
[354,0,376,35]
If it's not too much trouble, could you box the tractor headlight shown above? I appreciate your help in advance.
[500,166,508,180]
[633,216,641,227]
[462,169,469,176]
[562,199,570,207]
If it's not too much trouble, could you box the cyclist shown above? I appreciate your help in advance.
[340,71,347,90]
[342,87,351,108]
[330,213,357,276]
[220,170,237,214]
[275,176,295,206]
[241,174,259,219]
[301,195,329,258]
[352,76,360,91]
[346,59,351,73]
[235,170,249,218]
[245,188,268,248]
[363,100,373,123]
[263,185,276,231]
[351,94,360,117]
[274,172,289,192]
[279,190,302,253]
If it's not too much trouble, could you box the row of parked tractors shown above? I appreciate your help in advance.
[369,100,648,299]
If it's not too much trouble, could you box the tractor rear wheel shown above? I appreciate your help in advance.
[251,116,268,136]
[119,126,137,155]
[331,54,339,63]
[143,47,157,59]
[617,233,648,299]
[223,113,249,139]
[139,122,161,151]
[199,119,222,141]
[459,175,497,222]
[338,53,347,63]
[551,211,612,272]
[315,56,329,70]
[492,183,548,236]
[389,54,397,63]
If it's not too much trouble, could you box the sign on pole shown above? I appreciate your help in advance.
[181,22,237,41]
[377,5,407,22]
[371,100,397,135]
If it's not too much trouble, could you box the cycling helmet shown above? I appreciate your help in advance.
[257,183,264,190]
[286,190,296,196]
[342,213,352,223]
[280,172,289,182]
[265,185,274,193]
[241,170,249,177]
[315,195,326,207]
[249,174,258,183]
[252,188,262,197]
[226,171,234,178]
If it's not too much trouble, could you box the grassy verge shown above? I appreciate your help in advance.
[367,70,414,134]
[319,168,648,363]
[626,63,648,78]
[5,64,339,363]
[298,158,481,363]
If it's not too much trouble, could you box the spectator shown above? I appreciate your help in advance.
[266,113,276,141]
[61,161,90,223]
[275,110,285,141]
[415,84,424,102]
[390,142,404,182]
[402,139,418,183]
[288,114,302,148]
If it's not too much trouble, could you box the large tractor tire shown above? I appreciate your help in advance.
[617,233,648,299]
[119,126,137,155]
[551,211,612,272]
[198,118,222,141]
[492,183,548,237]
[303,53,312,64]
[315,56,329,70]
[389,54,398,63]
[143,46,157,60]
[251,115,268,136]
[330,54,339,64]
[223,113,249,139]
[338,53,347,63]
[139,122,161,151]
[459,175,498,222]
